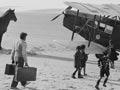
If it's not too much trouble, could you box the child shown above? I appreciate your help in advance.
[72,45,86,79]
[95,51,110,89]
[82,53,88,76]
[80,45,88,76]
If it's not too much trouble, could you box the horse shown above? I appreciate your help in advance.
[0,8,17,50]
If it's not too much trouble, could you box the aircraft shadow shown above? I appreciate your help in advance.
[30,54,97,65]
[26,87,39,90]
[87,75,120,86]
[30,54,120,86]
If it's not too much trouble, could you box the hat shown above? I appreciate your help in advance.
[76,45,86,50]
[76,46,81,50]
[80,44,86,49]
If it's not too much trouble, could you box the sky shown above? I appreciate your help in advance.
[0,0,120,11]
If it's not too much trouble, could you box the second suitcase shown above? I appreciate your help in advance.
[16,67,37,81]
[5,64,15,75]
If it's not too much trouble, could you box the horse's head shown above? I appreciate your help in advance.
[5,9,17,22]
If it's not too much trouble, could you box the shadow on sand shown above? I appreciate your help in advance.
[30,54,120,86]
[30,54,97,65]
[86,75,120,86]
[26,87,39,90]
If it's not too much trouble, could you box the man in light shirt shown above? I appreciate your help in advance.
[11,32,29,89]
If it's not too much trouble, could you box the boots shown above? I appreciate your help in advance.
[72,71,77,79]
[78,68,83,78]
[103,77,108,87]
[95,78,101,90]
[95,85,99,90]
[78,75,83,78]
[72,74,76,79]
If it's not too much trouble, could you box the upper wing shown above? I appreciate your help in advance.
[64,1,120,17]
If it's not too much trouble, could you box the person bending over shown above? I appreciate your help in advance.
[95,51,110,89]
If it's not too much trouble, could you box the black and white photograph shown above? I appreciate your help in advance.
[0,0,120,90]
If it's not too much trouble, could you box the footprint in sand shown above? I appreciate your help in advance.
[68,86,77,89]
[3,82,9,85]
[118,78,120,81]
[62,77,70,80]
[41,79,49,82]
[110,88,114,90]
[58,89,69,90]
[50,85,56,89]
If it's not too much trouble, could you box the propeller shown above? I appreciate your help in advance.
[51,13,63,21]
[51,6,72,21]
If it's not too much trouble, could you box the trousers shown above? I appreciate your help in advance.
[11,57,26,87]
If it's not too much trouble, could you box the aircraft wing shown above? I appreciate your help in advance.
[64,1,120,17]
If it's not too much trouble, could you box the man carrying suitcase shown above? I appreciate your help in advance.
[11,32,30,89]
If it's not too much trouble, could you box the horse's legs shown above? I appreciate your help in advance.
[0,34,3,50]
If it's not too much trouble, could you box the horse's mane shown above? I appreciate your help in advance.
[1,9,11,17]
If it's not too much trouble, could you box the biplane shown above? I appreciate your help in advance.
[51,2,120,52]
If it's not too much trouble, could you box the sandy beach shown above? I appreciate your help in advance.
[0,9,120,90]
[0,52,120,90]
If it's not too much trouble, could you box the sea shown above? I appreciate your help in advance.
[2,9,84,50]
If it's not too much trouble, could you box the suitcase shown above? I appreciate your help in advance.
[16,67,37,81]
[5,64,15,75]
